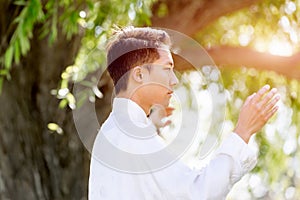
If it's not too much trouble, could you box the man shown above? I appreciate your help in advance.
[88,26,280,199]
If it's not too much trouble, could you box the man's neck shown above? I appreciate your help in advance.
[116,91,150,115]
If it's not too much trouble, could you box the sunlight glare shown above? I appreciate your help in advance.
[285,2,296,15]
[289,30,298,43]
[79,11,86,18]
[268,40,293,56]
[239,34,251,46]
[279,16,290,31]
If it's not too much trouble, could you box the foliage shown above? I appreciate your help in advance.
[2,0,300,199]
[0,0,44,92]
[196,0,300,54]
[0,0,154,94]
[196,0,300,199]
[220,68,300,199]
[0,0,155,135]
[49,0,154,109]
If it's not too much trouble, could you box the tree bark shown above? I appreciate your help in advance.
[173,46,300,80]
[207,46,300,79]
[0,5,90,200]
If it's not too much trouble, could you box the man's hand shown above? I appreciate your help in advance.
[149,104,174,130]
[234,85,280,143]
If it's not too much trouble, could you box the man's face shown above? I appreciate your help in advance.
[138,49,179,108]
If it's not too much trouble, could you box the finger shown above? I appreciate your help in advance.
[259,88,278,107]
[252,85,270,103]
[244,93,256,106]
[264,105,279,121]
[262,94,280,113]
[163,119,172,127]
[161,118,171,127]
[165,107,175,116]
[154,118,166,128]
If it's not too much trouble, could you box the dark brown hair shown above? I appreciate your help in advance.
[106,26,171,94]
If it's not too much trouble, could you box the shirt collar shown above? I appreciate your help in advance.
[112,98,151,125]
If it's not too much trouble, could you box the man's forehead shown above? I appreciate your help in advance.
[155,49,174,65]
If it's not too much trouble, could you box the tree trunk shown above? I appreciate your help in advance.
[0,22,89,200]
[0,1,115,199]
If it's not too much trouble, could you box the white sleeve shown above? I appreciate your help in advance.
[189,132,257,199]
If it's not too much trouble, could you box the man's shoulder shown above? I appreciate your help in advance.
[99,112,118,133]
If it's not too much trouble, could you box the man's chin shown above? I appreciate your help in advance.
[162,100,170,108]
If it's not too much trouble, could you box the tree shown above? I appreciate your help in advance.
[0,0,87,199]
[1,0,299,199]
[151,0,300,80]
[0,0,152,199]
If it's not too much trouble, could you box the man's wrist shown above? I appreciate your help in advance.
[233,127,251,144]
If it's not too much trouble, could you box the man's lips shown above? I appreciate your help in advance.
[167,91,173,95]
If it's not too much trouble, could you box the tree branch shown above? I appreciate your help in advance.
[151,0,262,36]
[208,46,300,79]
[174,45,300,80]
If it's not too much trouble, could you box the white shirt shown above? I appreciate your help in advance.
[89,98,257,200]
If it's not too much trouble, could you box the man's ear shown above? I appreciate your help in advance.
[132,66,143,83]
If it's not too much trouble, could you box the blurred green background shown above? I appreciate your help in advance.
[0,0,300,199]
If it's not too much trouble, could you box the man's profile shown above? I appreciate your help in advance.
[88,26,280,199]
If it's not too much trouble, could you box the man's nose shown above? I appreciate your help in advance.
[170,71,179,87]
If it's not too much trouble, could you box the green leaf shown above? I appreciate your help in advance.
[86,1,94,10]
[0,69,9,76]
[4,46,14,69]
[14,0,27,6]
[47,123,63,134]
[45,0,54,10]
[66,93,76,109]
[39,23,50,39]
[59,99,68,109]
[47,123,59,131]
[49,25,57,44]
[14,40,21,64]
[19,36,30,55]
[60,79,68,89]
[155,2,168,18]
